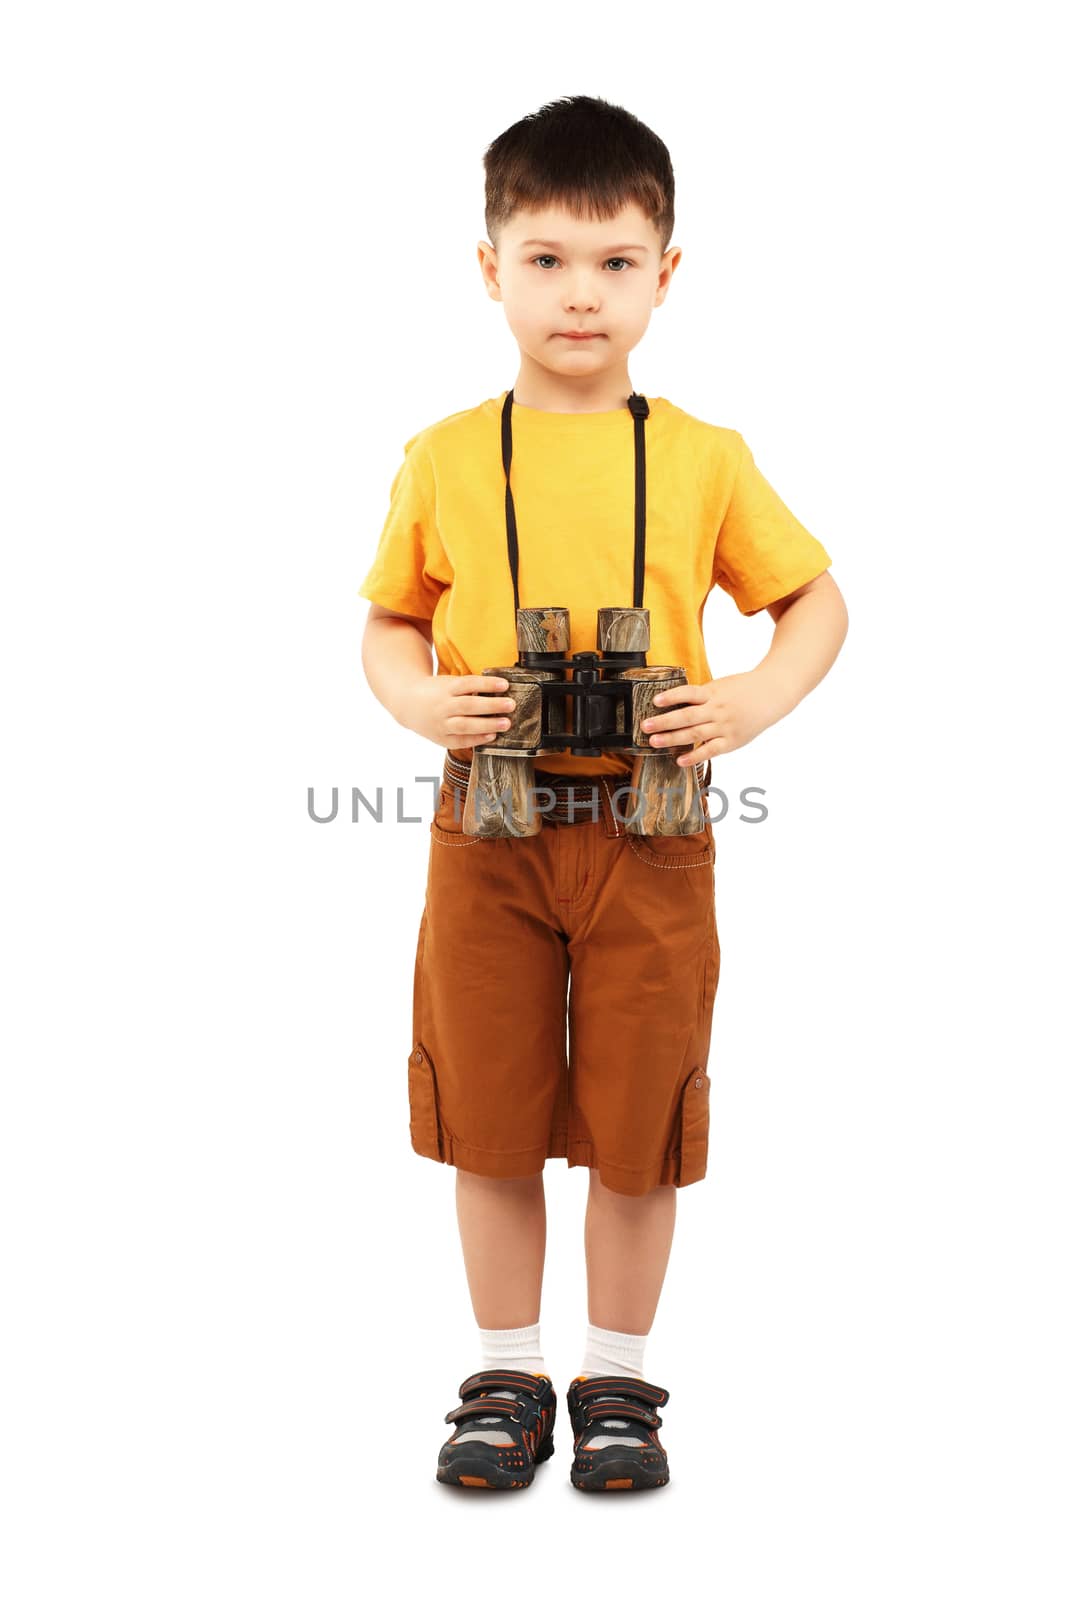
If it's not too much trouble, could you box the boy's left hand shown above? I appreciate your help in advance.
[640,668,790,766]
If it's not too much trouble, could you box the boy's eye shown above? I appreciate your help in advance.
[531,255,634,272]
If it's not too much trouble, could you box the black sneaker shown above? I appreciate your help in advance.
[436,1368,557,1490]
[566,1373,670,1491]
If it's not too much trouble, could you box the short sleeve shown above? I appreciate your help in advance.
[712,432,832,616]
[357,436,450,620]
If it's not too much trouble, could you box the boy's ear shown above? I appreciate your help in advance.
[654,246,682,305]
[477,240,501,298]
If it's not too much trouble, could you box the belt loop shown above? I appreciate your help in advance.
[598,777,621,838]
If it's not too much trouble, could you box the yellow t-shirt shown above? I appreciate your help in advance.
[358,391,832,778]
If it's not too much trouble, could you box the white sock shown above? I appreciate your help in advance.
[451,1323,548,1446]
[576,1324,651,1450]
[477,1321,547,1378]
[580,1322,648,1381]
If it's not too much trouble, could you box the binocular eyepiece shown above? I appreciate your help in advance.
[464,605,706,838]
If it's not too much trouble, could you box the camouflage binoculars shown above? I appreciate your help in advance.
[462,605,707,838]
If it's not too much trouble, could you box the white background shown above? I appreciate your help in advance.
[3,2,1064,1595]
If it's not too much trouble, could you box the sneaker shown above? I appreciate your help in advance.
[436,1368,557,1489]
[566,1373,670,1491]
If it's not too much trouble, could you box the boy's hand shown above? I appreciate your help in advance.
[401,674,516,750]
[639,668,792,766]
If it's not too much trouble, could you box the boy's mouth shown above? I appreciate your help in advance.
[558,332,602,340]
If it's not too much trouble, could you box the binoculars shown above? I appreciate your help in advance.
[462,605,707,838]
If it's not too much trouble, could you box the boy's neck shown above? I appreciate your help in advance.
[511,355,636,414]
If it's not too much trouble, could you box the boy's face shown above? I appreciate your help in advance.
[478,201,680,382]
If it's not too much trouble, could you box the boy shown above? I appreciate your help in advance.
[359,95,848,1492]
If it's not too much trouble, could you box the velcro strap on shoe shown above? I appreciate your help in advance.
[457,1368,551,1402]
[444,1394,529,1427]
[582,1398,663,1430]
[568,1375,670,1434]
[571,1375,669,1407]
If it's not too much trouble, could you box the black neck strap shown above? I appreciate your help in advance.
[501,389,650,614]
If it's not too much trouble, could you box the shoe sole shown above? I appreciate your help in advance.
[571,1448,669,1491]
[437,1436,555,1490]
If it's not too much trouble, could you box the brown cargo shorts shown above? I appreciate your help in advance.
[406,753,721,1198]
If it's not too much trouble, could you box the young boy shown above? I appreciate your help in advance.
[359,95,848,1493]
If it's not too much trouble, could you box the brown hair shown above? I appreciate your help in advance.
[483,95,674,256]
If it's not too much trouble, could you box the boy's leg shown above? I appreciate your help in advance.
[584,1168,677,1338]
[455,1169,547,1329]
[442,1170,557,1474]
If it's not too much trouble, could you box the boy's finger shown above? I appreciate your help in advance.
[456,692,516,710]
[640,707,696,731]
[452,716,510,734]
[461,675,510,691]
[448,675,510,696]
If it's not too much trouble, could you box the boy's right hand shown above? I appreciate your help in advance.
[400,674,515,750]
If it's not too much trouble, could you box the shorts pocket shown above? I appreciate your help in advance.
[408,1042,443,1160]
[430,780,489,845]
[676,1063,710,1185]
[626,822,714,869]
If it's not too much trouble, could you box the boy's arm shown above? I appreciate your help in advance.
[361,603,435,729]
[642,430,848,764]
[357,444,510,745]
[361,602,516,747]
[640,571,848,765]
[365,601,434,645]
[753,568,849,722]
